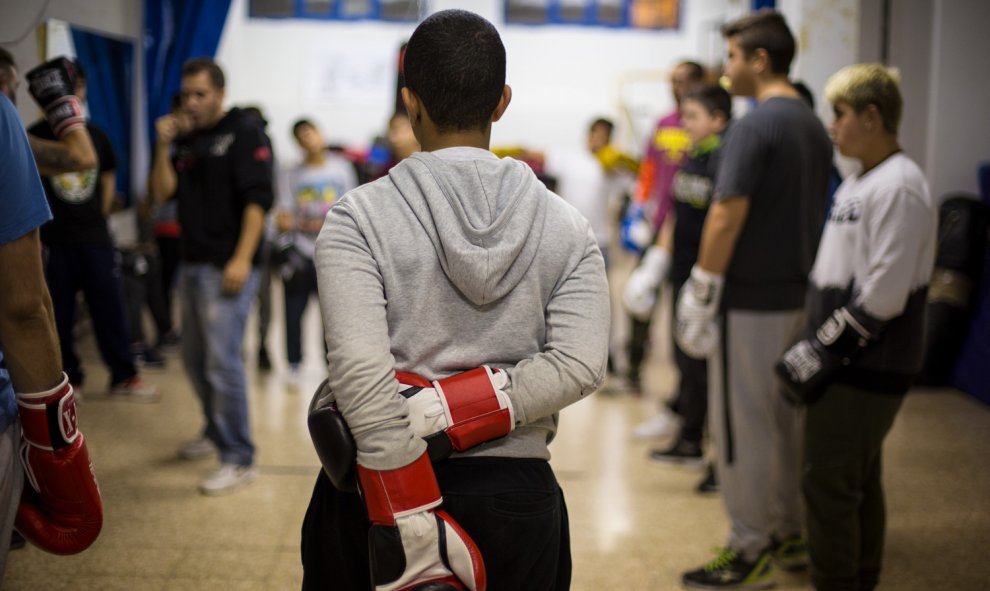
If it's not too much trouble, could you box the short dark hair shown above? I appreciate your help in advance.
[181,57,225,89]
[402,9,506,133]
[590,117,614,137]
[683,84,733,121]
[678,60,705,82]
[292,118,315,138]
[722,10,796,75]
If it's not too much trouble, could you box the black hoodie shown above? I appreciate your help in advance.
[174,107,274,267]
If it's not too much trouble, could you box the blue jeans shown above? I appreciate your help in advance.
[180,264,259,466]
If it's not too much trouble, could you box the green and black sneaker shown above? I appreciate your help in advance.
[771,535,809,571]
[682,546,775,589]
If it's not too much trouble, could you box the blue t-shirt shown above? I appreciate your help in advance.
[0,94,54,433]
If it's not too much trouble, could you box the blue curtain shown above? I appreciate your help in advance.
[952,162,990,406]
[145,0,232,146]
[70,29,134,204]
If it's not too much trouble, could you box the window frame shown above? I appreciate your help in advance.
[249,0,421,23]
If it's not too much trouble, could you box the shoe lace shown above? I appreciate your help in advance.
[704,547,738,572]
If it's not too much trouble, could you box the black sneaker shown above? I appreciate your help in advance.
[649,440,704,468]
[157,330,180,351]
[696,464,719,494]
[141,347,166,370]
[682,547,775,589]
[771,534,808,571]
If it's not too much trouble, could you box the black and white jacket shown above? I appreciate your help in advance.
[806,152,937,394]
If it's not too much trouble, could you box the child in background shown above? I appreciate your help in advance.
[624,84,732,491]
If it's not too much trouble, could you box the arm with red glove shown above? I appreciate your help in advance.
[358,451,486,591]
[15,374,103,554]
[399,367,514,462]
[0,223,103,555]
[307,366,514,491]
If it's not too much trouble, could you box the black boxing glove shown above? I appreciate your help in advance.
[26,57,85,137]
[775,306,884,405]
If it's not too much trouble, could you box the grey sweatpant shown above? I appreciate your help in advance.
[0,420,24,584]
[708,308,805,560]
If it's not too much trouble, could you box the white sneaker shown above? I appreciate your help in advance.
[178,437,216,460]
[632,409,682,440]
[199,463,258,496]
[286,365,302,389]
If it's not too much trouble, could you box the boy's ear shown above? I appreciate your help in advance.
[490,85,512,123]
[864,104,883,132]
[401,87,422,123]
[750,47,770,76]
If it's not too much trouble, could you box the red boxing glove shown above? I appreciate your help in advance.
[15,373,103,554]
[358,452,486,591]
[400,367,514,461]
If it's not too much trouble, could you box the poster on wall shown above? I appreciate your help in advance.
[505,0,679,29]
[300,41,394,107]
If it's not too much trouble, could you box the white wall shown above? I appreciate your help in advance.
[0,0,142,122]
[887,0,933,175]
[778,0,859,125]
[215,0,744,165]
[0,0,145,195]
[857,0,989,197]
[924,0,990,198]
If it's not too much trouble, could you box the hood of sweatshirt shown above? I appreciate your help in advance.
[388,149,548,306]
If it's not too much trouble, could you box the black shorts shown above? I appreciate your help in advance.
[300,456,571,591]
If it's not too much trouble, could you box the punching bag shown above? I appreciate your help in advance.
[918,194,989,385]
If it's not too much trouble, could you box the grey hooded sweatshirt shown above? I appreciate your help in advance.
[314,147,610,471]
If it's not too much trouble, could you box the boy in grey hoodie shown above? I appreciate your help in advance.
[300,9,610,591]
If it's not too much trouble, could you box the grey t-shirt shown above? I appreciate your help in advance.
[715,96,833,310]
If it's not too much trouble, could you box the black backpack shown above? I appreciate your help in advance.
[918,194,990,385]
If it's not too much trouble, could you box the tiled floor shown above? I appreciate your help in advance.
[5,255,990,590]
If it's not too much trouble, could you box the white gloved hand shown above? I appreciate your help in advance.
[623,246,672,320]
[674,265,724,359]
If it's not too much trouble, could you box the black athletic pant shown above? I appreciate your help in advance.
[670,280,708,445]
[155,235,180,338]
[283,259,319,366]
[301,457,571,591]
[804,383,904,591]
[45,244,138,386]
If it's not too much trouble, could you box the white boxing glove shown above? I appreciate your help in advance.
[674,265,724,359]
[623,246,672,320]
